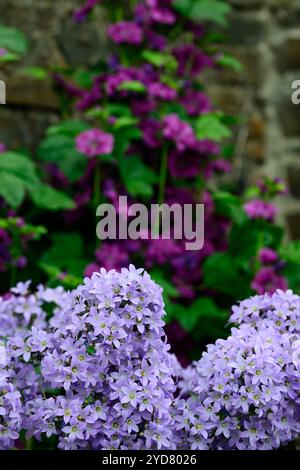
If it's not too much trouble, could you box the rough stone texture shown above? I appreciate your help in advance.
[1,0,300,240]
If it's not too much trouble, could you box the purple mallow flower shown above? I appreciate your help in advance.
[244,199,277,222]
[145,0,176,25]
[259,247,278,265]
[173,45,213,77]
[163,114,196,151]
[76,128,114,158]
[108,21,143,45]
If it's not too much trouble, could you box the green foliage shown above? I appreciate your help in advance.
[195,112,232,142]
[0,152,39,208]
[29,184,75,211]
[37,132,87,182]
[119,155,158,197]
[0,24,28,55]
[173,0,231,26]
[118,80,146,93]
[39,232,89,278]
[172,297,228,339]
[203,252,252,299]
[216,53,243,72]
[213,191,247,224]
[141,50,177,70]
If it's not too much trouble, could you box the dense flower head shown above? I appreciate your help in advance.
[76,129,114,158]
[175,321,300,450]
[163,114,196,151]
[0,142,6,152]
[259,247,278,265]
[108,21,143,45]
[173,45,213,77]
[244,199,277,222]
[230,289,300,336]
[3,267,177,450]
[145,0,176,25]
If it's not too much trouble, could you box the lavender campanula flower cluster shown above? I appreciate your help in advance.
[1,269,300,450]
[174,289,300,450]
[1,266,177,450]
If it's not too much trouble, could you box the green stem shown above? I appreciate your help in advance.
[158,145,168,205]
[25,438,33,450]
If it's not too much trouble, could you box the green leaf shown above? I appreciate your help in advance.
[114,116,139,130]
[203,252,252,299]
[119,155,158,198]
[20,66,48,80]
[213,191,247,224]
[217,53,243,72]
[0,152,40,207]
[229,220,283,263]
[142,50,177,70]
[195,113,231,142]
[173,0,230,26]
[0,51,19,62]
[47,120,89,138]
[173,297,227,334]
[29,184,75,211]
[279,241,300,264]
[113,127,142,158]
[0,172,25,208]
[39,232,88,278]
[0,24,28,54]
[37,134,87,181]
[0,152,39,187]
[118,80,146,93]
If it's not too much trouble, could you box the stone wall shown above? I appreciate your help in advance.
[205,0,300,239]
[1,0,300,238]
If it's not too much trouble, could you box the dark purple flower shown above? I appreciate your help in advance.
[163,114,196,151]
[108,21,143,45]
[180,90,211,116]
[259,247,278,265]
[244,199,277,222]
[0,142,6,153]
[173,45,213,77]
[148,82,177,101]
[140,118,161,148]
[75,128,114,158]
[251,267,288,295]
[145,0,176,25]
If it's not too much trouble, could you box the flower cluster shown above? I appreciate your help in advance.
[1,268,300,450]
[174,290,300,450]
[2,266,177,450]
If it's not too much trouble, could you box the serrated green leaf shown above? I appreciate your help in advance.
[47,120,89,137]
[37,134,87,181]
[119,155,158,198]
[217,53,243,72]
[0,24,28,54]
[196,113,231,142]
[173,0,230,26]
[0,172,25,208]
[29,184,75,211]
[0,152,39,187]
